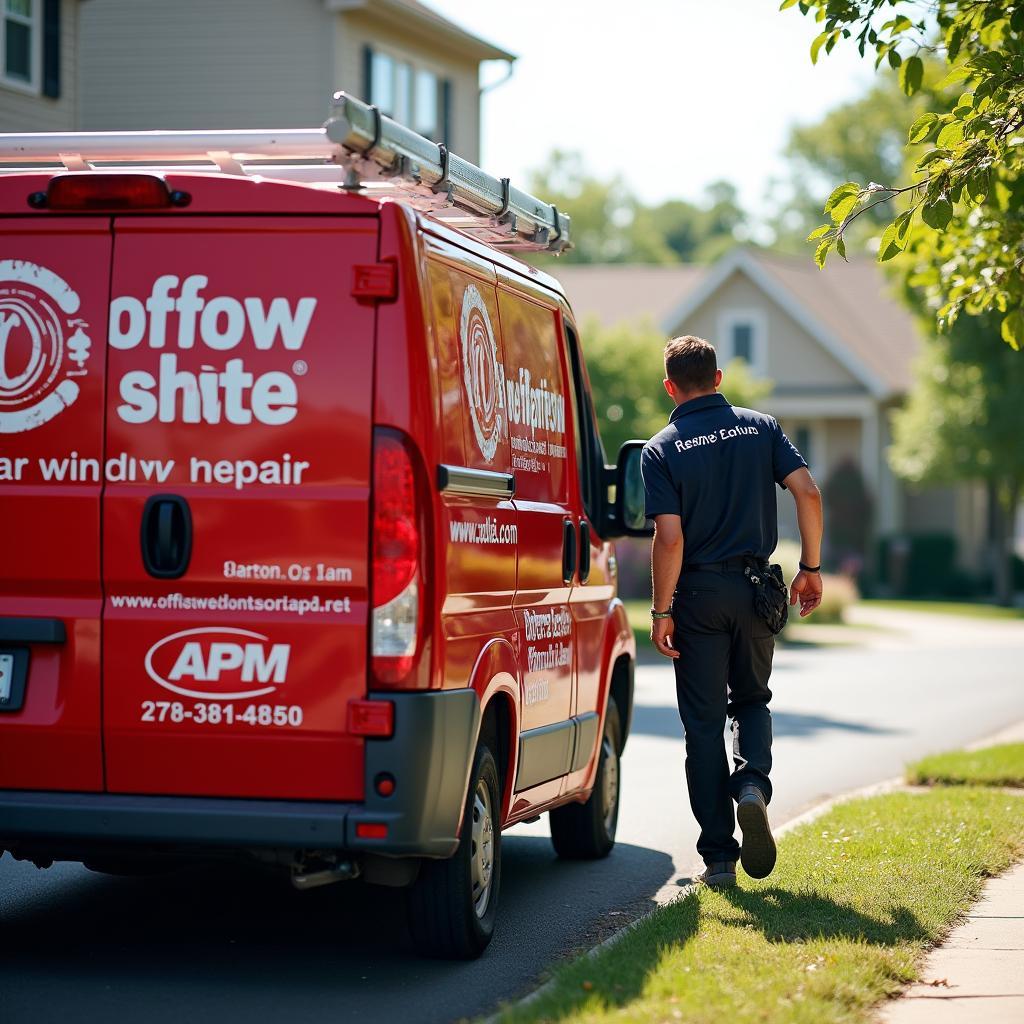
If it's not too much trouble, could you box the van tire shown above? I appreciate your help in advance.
[550,702,620,860]
[406,741,501,959]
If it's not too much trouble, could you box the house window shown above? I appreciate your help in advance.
[731,322,754,363]
[2,0,39,91]
[718,310,767,375]
[364,45,449,143]
[794,425,813,468]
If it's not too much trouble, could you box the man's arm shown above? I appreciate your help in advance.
[782,466,824,617]
[650,513,683,658]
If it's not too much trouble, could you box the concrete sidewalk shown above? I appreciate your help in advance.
[878,856,1024,1023]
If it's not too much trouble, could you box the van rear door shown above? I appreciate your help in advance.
[0,219,111,791]
[102,216,378,800]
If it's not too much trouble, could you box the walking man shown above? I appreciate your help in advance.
[641,335,824,888]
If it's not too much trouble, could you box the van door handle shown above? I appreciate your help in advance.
[562,518,577,584]
[578,520,591,583]
[141,495,192,579]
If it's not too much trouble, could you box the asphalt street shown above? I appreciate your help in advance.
[1,608,1022,1024]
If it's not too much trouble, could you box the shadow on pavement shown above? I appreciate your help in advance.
[629,704,906,742]
[0,835,675,1024]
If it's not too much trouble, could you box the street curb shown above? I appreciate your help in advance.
[481,720,1024,1024]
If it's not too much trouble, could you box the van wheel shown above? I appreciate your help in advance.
[407,741,501,959]
[550,702,621,859]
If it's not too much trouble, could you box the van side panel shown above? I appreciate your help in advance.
[420,236,518,704]
[101,216,377,800]
[0,219,112,791]
[495,279,577,807]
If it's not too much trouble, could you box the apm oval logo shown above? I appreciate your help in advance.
[144,627,290,700]
[0,260,92,434]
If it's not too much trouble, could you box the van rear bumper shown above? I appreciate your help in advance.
[0,790,353,848]
[0,688,481,860]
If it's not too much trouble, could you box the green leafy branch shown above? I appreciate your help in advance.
[784,0,1024,348]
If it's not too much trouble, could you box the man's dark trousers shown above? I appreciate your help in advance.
[672,566,775,865]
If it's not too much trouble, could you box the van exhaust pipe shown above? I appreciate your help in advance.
[290,857,360,890]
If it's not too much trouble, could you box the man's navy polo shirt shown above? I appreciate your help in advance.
[641,393,807,564]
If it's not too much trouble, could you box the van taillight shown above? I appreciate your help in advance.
[29,174,191,211]
[371,430,422,686]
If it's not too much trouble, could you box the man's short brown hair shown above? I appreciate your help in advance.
[665,335,718,392]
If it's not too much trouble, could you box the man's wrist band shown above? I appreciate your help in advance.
[798,561,821,573]
[651,609,672,619]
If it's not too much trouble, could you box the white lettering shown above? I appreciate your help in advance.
[109,296,146,350]
[200,296,246,350]
[244,296,317,351]
[109,277,318,426]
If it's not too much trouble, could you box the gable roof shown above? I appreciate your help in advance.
[556,248,921,398]
[327,0,516,61]
[554,264,707,331]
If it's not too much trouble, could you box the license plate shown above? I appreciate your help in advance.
[0,653,12,703]
[0,649,27,711]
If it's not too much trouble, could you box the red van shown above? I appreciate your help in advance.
[0,96,646,959]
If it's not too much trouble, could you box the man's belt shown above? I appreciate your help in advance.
[682,557,765,574]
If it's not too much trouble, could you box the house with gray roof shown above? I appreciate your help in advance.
[556,248,989,578]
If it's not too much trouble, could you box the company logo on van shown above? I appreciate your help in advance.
[0,260,92,434]
[459,285,503,463]
[110,275,317,427]
[144,626,290,700]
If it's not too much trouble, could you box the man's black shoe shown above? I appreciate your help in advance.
[696,861,736,888]
[737,784,777,879]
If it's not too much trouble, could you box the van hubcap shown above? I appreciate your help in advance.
[601,735,619,836]
[470,780,494,918]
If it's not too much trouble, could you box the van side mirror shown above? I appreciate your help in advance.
[608,440,654,538]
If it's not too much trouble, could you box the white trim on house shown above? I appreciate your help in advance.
[717,307,767,376]
[763,395,876,419]
[662,249,890,401]
[1,0,42,96]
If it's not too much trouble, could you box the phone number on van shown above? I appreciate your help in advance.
[140,701,303,727]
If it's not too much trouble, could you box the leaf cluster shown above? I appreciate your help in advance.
[784,0,1024,347]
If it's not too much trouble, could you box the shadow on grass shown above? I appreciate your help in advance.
[515,884,927,1022]
[719,884,927,946]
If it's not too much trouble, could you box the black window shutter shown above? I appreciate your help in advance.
[362,44,373,103]
[441,78,451,146]
[42,0,60,99]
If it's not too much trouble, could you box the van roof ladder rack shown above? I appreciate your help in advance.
[0,92,571,255]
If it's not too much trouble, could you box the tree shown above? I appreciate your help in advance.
[785,0,1024,347]
[889,311,1024,603]
[579,316,772,457]
[769,70,946,247]
[527,152,746,265]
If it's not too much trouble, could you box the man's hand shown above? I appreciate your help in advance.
[790,570,823,617]
[650,616,680,658]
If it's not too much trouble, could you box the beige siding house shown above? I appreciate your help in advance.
[0,0,79,131]
[1,0,513,164]
[556,249,989,576]
[75,0,511,162]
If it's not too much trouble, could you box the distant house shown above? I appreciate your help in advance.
[556,249,990,577]
[1,0,514,164]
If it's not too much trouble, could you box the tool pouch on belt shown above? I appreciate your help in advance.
[744,558,789,635]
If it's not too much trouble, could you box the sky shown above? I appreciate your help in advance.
[424,0,877,220]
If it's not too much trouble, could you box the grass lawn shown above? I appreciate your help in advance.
[492,787,1024,1024]
[907,743,1024,788]
[860,599,1024,621]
